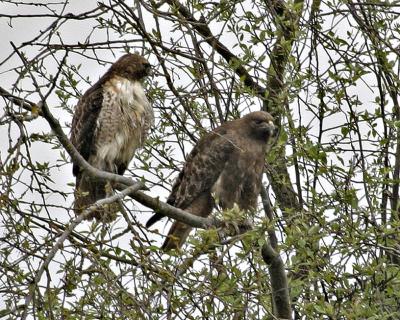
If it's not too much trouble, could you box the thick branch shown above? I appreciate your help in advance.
[118,185,217,229]
[262,0,303,115]
[261,184,292,319]
[0,86,37,114]
[262,0,304,213]
[0,87,220,230]
[262,244,292,320]
[260,185,278,248]
[165,0,267,98]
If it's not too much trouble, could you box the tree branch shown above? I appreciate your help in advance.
[262,0,305,219]
[165,0,267,98]
[0,86,224,231]
[261,243,292,320]
[21,183,143,319]
[261,184,292,319]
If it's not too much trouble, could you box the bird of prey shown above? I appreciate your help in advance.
[70,53,154,220]
[146,111,277,250]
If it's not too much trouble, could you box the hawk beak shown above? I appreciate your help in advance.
[261,121,277,138]
[273,126,279,137]
[145,63,153,76]
[268,121,278,135]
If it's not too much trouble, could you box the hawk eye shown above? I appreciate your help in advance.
[254,119,264,124]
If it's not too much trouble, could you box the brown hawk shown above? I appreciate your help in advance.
[146,111,277,250]
[70,53,154,220]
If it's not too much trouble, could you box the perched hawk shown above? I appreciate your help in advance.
[146,111,277,250]
[70,53,154,220]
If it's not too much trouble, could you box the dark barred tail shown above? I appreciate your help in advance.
[74,173,118,221]
[161,221,192,251]
[146,212,190,251]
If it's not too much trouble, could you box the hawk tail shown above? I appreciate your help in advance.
[160,194,214,251]
[161,221,192,251]
[74,173,118,221]
[145,212,164,228]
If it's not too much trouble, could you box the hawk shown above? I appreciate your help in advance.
[70,53,154,220]
[146,111,277,250]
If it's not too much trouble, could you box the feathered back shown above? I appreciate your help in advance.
[146,111,278,250]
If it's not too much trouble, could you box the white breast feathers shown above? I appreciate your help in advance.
[95,76,153,169]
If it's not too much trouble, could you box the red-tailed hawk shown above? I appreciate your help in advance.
[70,53,154,220]
[146,111,277,250]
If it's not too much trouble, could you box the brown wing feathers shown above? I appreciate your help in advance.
[146,111,277,251]
[70,55,275,250]
[145,126,234,228]
[70,53,153,221]
[71,89,104,176]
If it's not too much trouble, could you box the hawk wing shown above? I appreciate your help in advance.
[70,85,103,176]
[146,124,236,227]
[70,53,153,221]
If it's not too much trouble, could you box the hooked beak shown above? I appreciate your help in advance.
[143,62,153,77]
[261,121,278,138]
[272,126,279,137]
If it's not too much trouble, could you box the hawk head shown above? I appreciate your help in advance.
[243,111,279,142]
[110,53,151,81]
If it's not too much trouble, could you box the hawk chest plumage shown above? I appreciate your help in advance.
[211,138,266,211]
[70,53,153,220]
[94,75,154,171]
[146,111,277,250]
